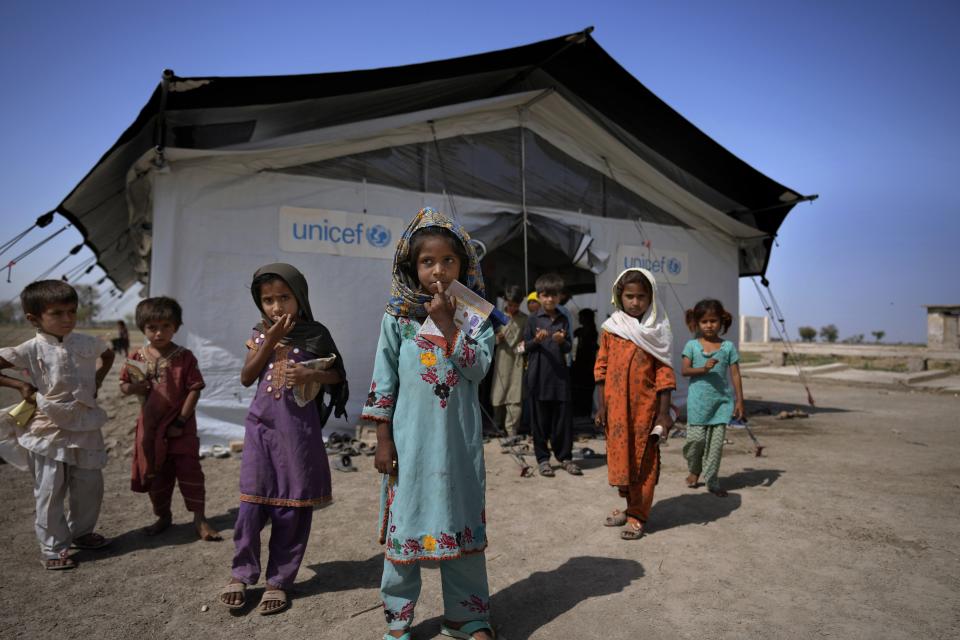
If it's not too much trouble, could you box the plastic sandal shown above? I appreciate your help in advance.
[620,521,644,540]
[257,589,288,615]
[42,551,76,571]
[440,620,496,639]
[333,453,357,472]
[604,509,628,527]
[218,581,246,609]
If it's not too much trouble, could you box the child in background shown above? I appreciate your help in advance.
[490,285,527,438]
[681,298,744,497]
[119,297,220,541]
[0,280,114,570]
[525,291,540,316]
[364,207,496,640]
[114,320,130,356]
[523,273,580,477]
[219,263,348,615]
[594,269,675,539]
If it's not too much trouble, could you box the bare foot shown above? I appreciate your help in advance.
[710,488,728,497]
[443,620,494,639]
[686,473,700,488]
[258,582,287,614]
[220,577,245,607]
[194,514,222,541]
[143,514,172,536]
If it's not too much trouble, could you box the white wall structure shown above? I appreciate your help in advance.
[740,315,770,343]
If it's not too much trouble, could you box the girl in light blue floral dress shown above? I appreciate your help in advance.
[362,207,496,640]
[680,298,744,497]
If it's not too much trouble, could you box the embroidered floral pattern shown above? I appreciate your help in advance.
[365,381,395,409]
[384,601,415,624]
[399,317,418,339]
[419,352,437,367]
[458,337,477,368]
[402,538,424,554]
[385,522,486,561]
[438,532,458,549]
[460,595,490,614]
[419,365,460,409]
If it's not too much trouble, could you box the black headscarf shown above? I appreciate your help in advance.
[251,263,349,425]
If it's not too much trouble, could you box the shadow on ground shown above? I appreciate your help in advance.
[646,492,742,533]
[723,468,784,490]
[76,508,237,562]
[745,397,848,416]
[412,555,644,640]
[300,553,383,595]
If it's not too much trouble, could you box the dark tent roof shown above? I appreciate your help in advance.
[56,29,808,288]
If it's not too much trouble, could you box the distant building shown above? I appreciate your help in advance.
[925,305,960,350]
[740,315,770,343]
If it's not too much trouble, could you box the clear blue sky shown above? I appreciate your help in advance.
[1,0,957,342]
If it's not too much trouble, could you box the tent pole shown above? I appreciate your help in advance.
[520,109,529,293]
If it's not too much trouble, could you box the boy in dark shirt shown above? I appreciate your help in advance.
[522,273,582,477]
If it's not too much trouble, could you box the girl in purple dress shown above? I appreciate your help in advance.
[219,263,348,615]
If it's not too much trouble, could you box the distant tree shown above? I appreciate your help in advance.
[819,324,839,343]
[74,285,101,326]
[0,300,21,324]
[842,333,865,344]
[798,326,817,342]
[872,330,885,343]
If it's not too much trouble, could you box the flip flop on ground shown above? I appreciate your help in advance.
[538,461,554,477]
[604,509,628,527]
[71,532,111,549]
[620,520,644,540]
[43,551,76,570]
[561,460,583,475]
[257,588,289,615]
[219,581,246,609]
[440,619,497,639]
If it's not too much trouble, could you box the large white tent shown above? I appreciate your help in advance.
[54,30,808,441]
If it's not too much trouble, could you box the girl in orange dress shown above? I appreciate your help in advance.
[594,268,676,539]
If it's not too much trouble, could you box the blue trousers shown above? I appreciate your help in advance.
[381,552,490,631]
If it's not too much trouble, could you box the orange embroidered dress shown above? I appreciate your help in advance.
[594,331,676,522]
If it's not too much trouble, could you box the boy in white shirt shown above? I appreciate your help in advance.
[0,280,115,570]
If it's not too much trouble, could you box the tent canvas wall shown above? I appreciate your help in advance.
[52,30,806,441]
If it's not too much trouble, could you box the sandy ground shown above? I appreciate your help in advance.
[1,333,959,639]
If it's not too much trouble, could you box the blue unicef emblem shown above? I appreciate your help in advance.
[366,225,391,248]
[667,258,682,275]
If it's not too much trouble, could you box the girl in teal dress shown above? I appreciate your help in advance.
[680,298,745,497]
[362,207,496,640]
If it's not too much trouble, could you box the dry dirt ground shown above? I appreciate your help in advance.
[1,331,958,639]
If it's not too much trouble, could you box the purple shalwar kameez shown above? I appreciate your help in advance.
[230,330,333,589]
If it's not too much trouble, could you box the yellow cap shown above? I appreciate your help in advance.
[526,291,539,302]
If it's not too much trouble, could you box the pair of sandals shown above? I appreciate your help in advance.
[385,620,496,639]
[43,533,112,570]
[537,460,582,477]
[219,582,288,615]
[604,509,644,540]
[327,435,376,456]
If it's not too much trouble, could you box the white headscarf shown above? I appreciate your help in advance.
[601,267,674,366]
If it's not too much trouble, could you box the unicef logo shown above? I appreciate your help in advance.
[667,258,682,275]
[366,225,392,248]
